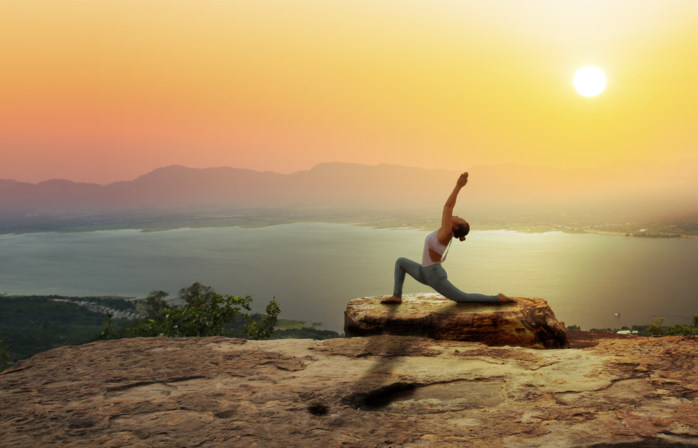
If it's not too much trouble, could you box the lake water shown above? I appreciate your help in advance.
[1,223,696,333]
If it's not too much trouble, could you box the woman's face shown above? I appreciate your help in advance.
[452,216,467,228]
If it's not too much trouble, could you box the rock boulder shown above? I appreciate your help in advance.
[344,293,570,349]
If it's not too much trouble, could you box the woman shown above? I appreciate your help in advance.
[382,171,515,304]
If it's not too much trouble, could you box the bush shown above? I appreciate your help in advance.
[566,324,581,331]
[95,283,280,340]
[646,316,698,337]
[666,323,697,336]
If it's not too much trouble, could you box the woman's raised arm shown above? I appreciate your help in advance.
[437,172,468,244]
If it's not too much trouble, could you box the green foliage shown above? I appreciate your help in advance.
[0,296,109,327]
[242,300,281,340]
[647,318,665,336]
[2,322,130,362]
[100,283,280,340]
[566,324,581,331]
[644,317,697,336]
[666,323,698,336]
[92,311,120,341]
[177,283,217,305]
[128,294,253,338]
[143,290,170,319]
[571,318,698,337]
[0,296,131,363]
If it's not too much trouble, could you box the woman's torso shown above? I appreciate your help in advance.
[422,230,451,267]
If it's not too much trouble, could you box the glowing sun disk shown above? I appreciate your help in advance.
[574,66,606,97]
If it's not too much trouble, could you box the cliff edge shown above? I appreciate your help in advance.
[1,333,697,447]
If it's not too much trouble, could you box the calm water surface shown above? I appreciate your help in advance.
[1,223,696,333]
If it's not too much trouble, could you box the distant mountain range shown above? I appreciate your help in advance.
[1,160,696,216]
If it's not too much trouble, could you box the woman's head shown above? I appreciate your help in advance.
[452,216,470,241]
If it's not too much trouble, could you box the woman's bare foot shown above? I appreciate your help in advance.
[498,293,516,303]
[381,295,403,304]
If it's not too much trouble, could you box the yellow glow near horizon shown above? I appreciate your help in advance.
[574,66,607,97]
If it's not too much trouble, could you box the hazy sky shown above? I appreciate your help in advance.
[1,1,695,184]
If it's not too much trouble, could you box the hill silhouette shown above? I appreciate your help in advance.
[1,159,695,215]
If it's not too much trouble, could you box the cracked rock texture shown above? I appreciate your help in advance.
[345,294,570,349]
[2,333,697,447]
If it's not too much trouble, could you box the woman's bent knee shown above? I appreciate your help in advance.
[396,257,411,267]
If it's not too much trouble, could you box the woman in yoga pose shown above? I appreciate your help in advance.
[382,171,515,305]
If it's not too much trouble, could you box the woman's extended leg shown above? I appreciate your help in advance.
[433,279,499,303]
[425,265,499,303]
[382,257,427,304]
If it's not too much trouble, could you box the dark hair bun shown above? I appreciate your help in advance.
[453,222,470,240]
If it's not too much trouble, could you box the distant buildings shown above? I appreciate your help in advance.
[50,298,144,320]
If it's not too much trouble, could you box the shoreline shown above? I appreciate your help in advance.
[544,224,698,239]
[1,219,696,239]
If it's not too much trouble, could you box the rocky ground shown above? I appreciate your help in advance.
[1,332,697,447]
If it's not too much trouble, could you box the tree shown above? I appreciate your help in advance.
[647,318,665,336]
[94,283,280,340]
[178,282,217,305]
[143,290,170,320]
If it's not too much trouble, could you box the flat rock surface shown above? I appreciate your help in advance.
[2,334,697,447]
[345,293,570,349]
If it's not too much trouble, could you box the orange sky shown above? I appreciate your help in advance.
[0,1,695,184]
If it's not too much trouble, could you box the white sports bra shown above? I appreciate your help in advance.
[421,230,452,267]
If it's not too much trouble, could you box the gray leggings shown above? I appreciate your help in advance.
[393,257,498,303]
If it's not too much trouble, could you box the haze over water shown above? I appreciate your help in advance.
[1,223,695,333]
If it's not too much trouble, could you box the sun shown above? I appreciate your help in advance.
[574,66,606,97]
